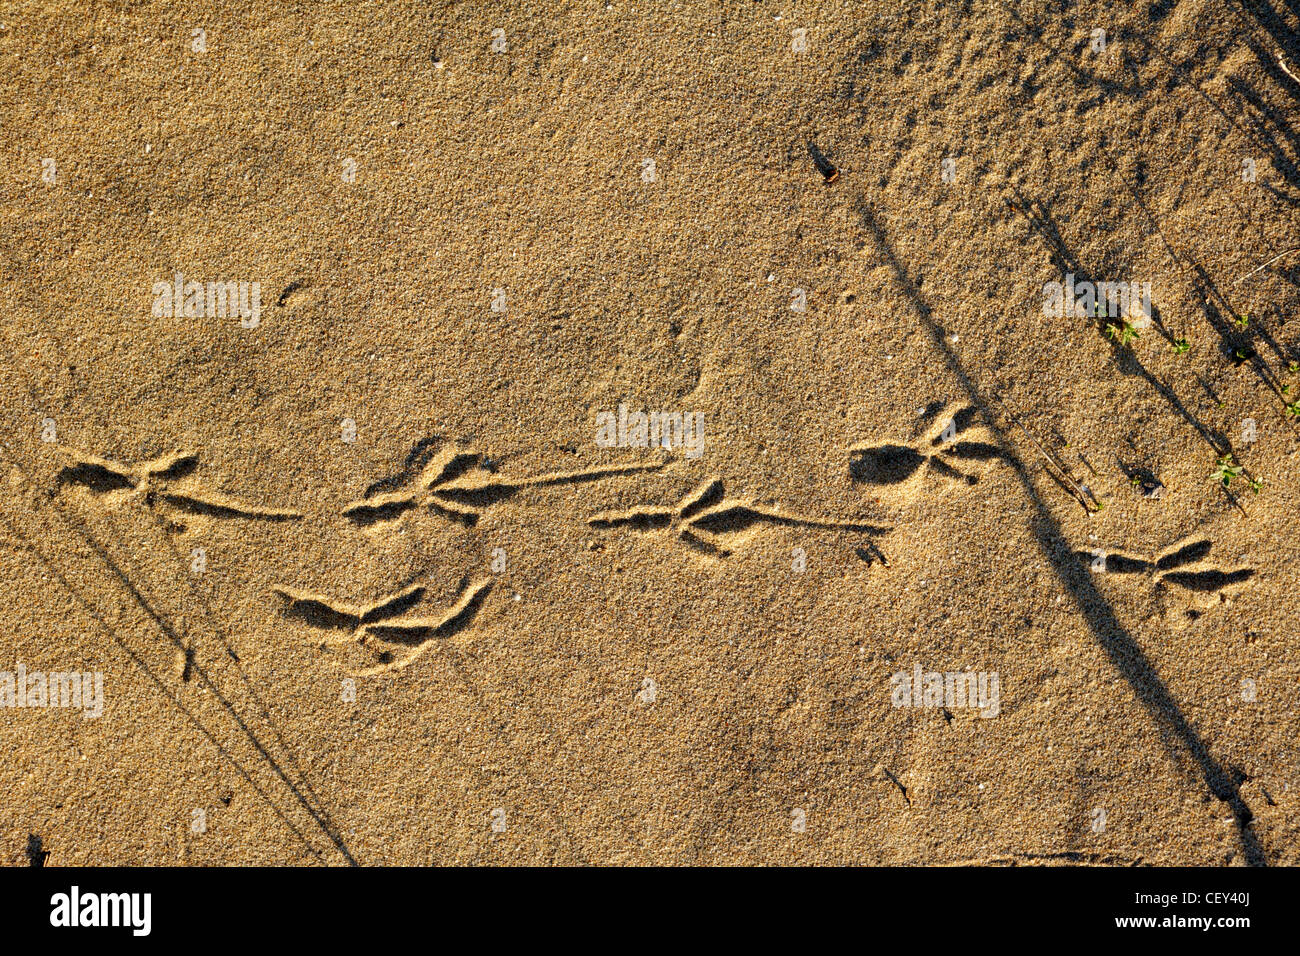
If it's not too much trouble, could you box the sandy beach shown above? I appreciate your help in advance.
[1,0,1298,865]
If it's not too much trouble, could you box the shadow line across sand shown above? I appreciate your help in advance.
[854,197,1264,866]
[0,488,356,865]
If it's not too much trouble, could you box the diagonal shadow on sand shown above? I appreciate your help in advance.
[0,490,357,865]
[854,197,1265,866]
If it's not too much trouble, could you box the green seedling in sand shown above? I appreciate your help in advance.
[1234,313,1250,330]
[1106,320,1140,346]
[1172,338,1191,354]
[1290,361,1300,373]
[1210,453,1243,489]
[1247,477,1263,495]
[1286,399,1300,418]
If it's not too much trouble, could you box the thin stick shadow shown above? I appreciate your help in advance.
[0,504,355,864]
[856,196,1264,865]
[1007,191,1238,458]
[0,466,356,865]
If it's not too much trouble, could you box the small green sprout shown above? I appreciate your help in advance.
[1290,361,1300,373]
[1247,477,1263,495]
[1234,313,1250,330]
[1286,399,1300,418]
[1172,338,1191,354]
[1211,454,1244,488]
[1106,321,1140,346]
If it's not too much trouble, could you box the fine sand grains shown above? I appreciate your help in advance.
[0,1,1298,864]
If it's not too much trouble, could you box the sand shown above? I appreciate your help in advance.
[1,0,1298,865]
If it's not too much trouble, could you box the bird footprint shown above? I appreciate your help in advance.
[849,405,1011,488]
[1079,538,1255,594]
[55,448,301,522]
[271,577,493,675]
[588,478,889,557]
[343,443,660,528]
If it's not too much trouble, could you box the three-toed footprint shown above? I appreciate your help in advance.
[342,443,661,529]
[1078,538,1255,607]
[588,477,890,557]
[849,405,1012,489]
[54,447,302,522]
[271,577,493,675]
